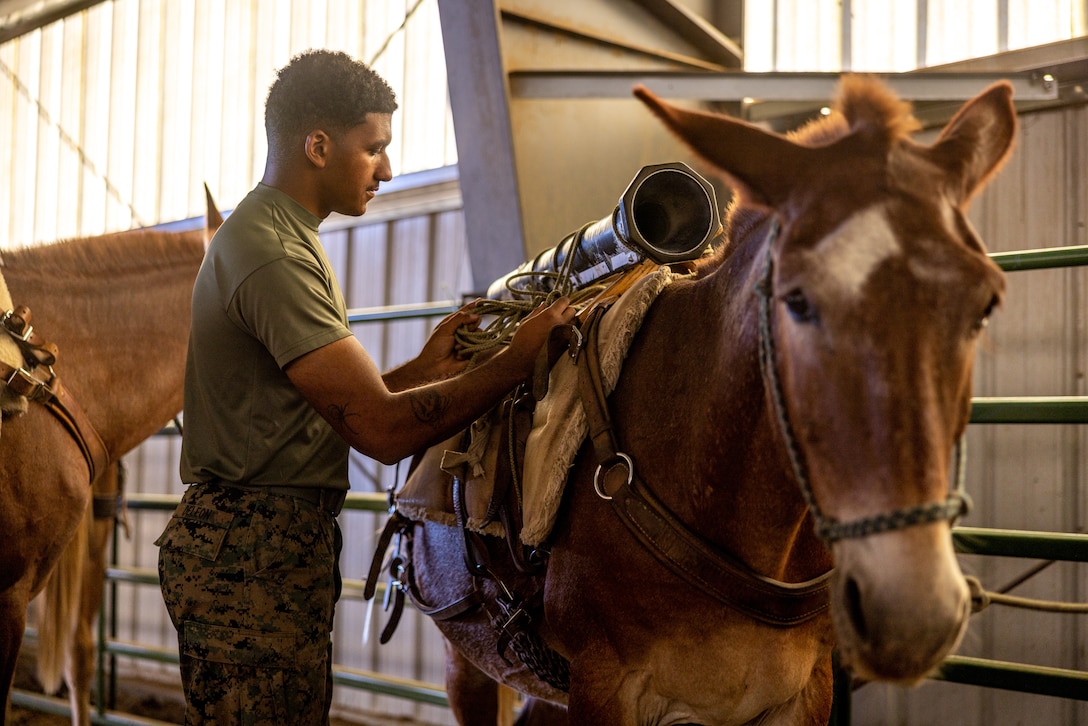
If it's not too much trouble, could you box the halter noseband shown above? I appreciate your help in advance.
[753,219,971,544]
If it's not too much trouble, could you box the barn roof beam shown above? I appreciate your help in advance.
[500,8,729,73]
[628,0,743,69]
[437,0,526,293]
[0,0,103,44]
[506,69,1058,103]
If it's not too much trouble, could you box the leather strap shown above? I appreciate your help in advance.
[49,382,110,484]
[364,509,485,638]
[574,309,832,627]
[1,306,110,484]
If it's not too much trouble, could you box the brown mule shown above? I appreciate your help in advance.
[380,75,1017,725]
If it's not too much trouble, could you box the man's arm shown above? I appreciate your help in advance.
[285,297,574,464]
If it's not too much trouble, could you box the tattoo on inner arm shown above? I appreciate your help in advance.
[409,389,451,429]
[327,403,363,435]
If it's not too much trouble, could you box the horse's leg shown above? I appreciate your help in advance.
[34,503,88,702]
[0,585,31,724]
[66,463,119,726]
[444,638,502,726]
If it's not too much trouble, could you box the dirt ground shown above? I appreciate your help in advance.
[10,648,431,726]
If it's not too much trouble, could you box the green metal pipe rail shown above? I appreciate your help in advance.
[930,244,1088,703]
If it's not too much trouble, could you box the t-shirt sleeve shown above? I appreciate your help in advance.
[227,256,352,369]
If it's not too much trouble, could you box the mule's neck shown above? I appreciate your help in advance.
[617,212,830,582]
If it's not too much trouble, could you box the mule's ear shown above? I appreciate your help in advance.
[633,84,813,209]
[203,183,223,248]
[927,81,1017,208]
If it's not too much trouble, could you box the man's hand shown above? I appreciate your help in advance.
[415,301,482,378]
[506,297,577,370]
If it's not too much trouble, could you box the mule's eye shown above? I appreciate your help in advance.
[972,294,999,334]
[783,289,818,323]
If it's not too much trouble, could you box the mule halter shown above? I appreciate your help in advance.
[753,220,971,544]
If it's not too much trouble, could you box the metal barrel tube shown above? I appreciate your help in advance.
[486,162,721,300]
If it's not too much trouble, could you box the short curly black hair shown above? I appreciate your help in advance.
[265,49,398,145]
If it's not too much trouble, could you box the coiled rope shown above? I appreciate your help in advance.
[454,225,608,358]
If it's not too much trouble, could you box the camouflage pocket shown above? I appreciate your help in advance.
[181,620,300,668]
[154,502,235,562]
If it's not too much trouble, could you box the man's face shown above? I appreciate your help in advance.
[322,113,393,217]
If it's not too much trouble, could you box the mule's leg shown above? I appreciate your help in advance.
[758,654,834,726]
[514,696,568,725]
[444,638,504,726]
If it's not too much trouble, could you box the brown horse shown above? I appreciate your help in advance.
[0,199,216,724]
[392,76,1017,724]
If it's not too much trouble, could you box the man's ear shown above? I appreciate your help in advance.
[304,130,330,169]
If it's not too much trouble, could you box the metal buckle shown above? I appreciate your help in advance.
[593,452,634,500]
[6,366,52,402]
[566,324,584,362]
[1,309,33,342]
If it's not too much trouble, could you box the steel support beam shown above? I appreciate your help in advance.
[629,0,744,68]
[507,69,1059,102]
[436,0,526,293]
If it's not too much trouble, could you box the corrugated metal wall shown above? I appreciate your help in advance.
[851,103,1088,725]
[0,0,455,247]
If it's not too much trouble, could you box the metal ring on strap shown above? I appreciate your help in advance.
[593,452,634,500]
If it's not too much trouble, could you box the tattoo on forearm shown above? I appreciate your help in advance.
[409,389,451,429]
[327,403,363,434]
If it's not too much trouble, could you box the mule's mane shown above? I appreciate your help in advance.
[717,75,921,252]
[789,74,921,147]
[1,228,202,280]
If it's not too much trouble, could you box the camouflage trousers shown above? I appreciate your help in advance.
[156,482,343,726]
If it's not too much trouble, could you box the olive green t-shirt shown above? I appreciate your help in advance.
[179,184,353,490]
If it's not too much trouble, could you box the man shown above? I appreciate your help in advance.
[156,49,574,725]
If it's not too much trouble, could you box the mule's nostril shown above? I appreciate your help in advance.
[844,577,869,641]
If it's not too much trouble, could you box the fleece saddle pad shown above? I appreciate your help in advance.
[519,266,678,545]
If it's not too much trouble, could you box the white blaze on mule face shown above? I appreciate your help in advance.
[806,205,902,299]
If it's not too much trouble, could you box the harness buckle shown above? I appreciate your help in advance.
[593,451,634,500]
[6,365,53,402]
[1,308,36,343]
[566,324,584,362]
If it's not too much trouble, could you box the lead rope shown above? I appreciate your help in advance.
[753,219,971,544]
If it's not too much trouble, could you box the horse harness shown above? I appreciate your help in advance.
[366,293,853,691]
[576,303,834,626]
[366,375,572,692]
[1,305,110,484]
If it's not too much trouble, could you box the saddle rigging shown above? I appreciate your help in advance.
[366,281,834,692]
[0,305,109,483]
